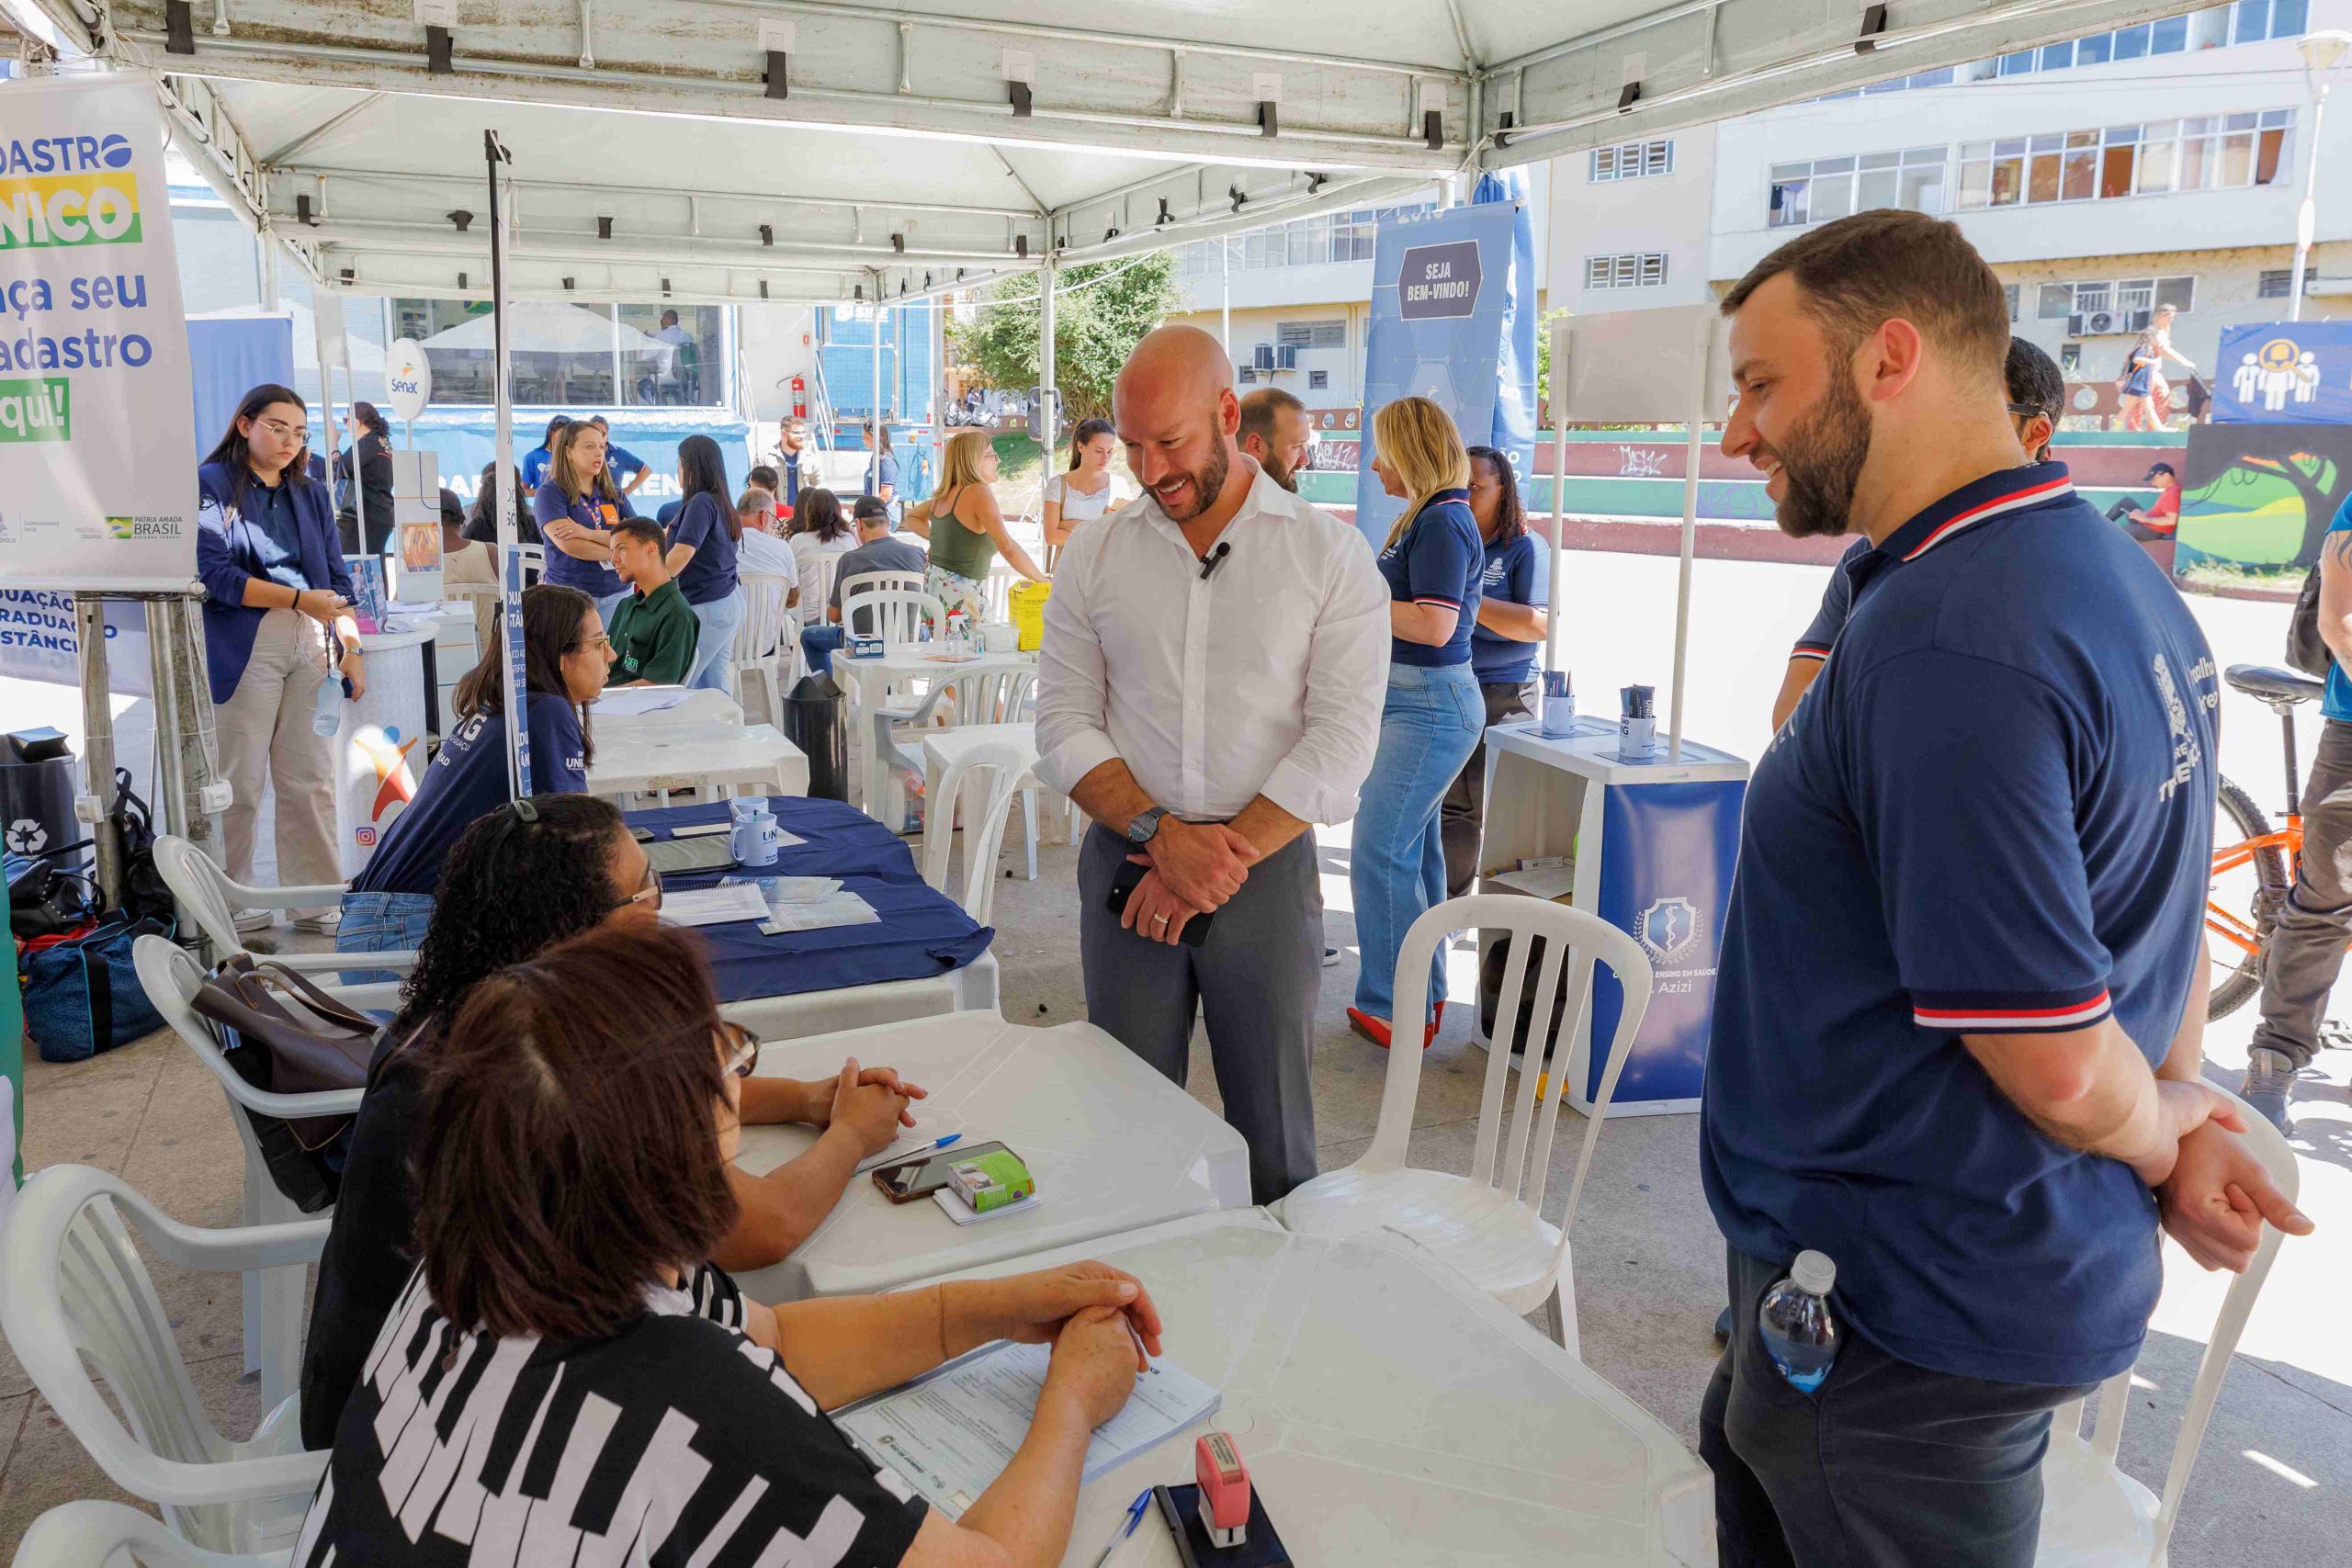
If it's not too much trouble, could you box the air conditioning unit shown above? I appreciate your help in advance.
[2069,310,2120,335]
[1252,344,1276,371]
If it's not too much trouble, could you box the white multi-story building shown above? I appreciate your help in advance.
[1557,0,2348,378]
[1166,173,1553,411]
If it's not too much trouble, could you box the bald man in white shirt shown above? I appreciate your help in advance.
[1035,326,1389,1202]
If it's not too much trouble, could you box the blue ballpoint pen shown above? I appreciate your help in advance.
[1088,1488,1155,1568]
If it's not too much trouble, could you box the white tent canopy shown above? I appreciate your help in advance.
[17,0,2212,307]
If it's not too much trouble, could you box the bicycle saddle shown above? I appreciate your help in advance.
[2224,664,2325,705]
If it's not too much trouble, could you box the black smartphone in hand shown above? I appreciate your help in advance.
[1105,858,1213,947]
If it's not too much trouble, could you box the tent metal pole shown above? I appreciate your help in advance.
[1668,312,1713,764]
[486,128,525,799]
[1544,325,1568,678]
[74,596,122,908]
[1040,252,1058,429]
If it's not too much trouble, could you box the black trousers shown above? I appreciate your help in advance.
[1441,678,1537,897]
[1700,1247,2098,1568]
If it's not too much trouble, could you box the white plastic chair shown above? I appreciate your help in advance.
[2034,1088,2302,1567]
[917,741,1031,925]
[840,581,944,644]
[132,936,376,1411]
[152,836,413,983]
[797,551,844,635]
[0,1167,329,1554]
[873,668,1036,833]
[732,570,798,724]
[1274,895,1653,1357]
[13,1500,277,1568]
[921,725,1044,888]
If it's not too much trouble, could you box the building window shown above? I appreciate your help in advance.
[1237,366,1258,384]
[1770,148,1945,228]
[2258,268,2319,299]
[1811,3,2303,102]
[1586,253,1669,289]
[1957,108,2291,210]
[1277,320,1346,349]
[1309,369,1330,389]
[1172,202,1432,275]
[1591,139,1674,181]
[2035,276,2197,333]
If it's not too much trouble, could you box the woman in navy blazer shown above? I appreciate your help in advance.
[196,383,362,933]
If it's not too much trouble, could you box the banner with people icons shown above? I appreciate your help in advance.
[2211,321,2352,426]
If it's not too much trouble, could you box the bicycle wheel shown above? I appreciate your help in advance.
[2209,776,2290,1021]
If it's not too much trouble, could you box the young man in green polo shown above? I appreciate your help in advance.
[606,518,699,686]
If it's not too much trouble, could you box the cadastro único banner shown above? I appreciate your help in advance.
[0,73,198,591]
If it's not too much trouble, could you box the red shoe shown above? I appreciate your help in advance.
[1348,1007,1442,1051]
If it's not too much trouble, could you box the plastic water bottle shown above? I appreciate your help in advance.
[1758,1251,1840,1393]
[311,666,343,739]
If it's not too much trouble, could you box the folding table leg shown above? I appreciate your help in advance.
[1020,787,1039,880]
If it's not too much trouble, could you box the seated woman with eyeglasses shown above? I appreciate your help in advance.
[300,797,928,1451]
[333,583,610,980]
[295,924,1159,1568]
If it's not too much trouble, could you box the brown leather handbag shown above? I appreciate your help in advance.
[189,953,381,1152]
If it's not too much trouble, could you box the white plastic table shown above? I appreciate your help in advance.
[585,718,809,807]
[730,1011,1249,1303]
[830,643,1037,822]
[590,686,743,734]
[922,1211,1713,1568]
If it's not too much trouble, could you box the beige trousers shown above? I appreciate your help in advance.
[214,608,342,895]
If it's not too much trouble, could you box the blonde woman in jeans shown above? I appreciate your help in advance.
[910,430,1049,622]
[195,384,362,932]
[1346,397,1486,1051]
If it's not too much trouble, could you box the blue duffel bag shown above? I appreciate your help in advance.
[22,914,174,1064]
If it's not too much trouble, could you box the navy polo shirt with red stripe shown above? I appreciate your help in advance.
[1376,488,1483,668]
[1702,462,2218,1387]
[1789,537,1865,666]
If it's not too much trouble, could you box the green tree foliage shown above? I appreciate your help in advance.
[951,253,1181,422]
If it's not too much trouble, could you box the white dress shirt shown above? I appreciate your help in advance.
[1035,467,1389,825]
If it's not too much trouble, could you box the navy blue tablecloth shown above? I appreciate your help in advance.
[625,798,992,1001]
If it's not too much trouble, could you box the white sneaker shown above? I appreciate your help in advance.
[290,909,342,936]
[232,908,277,936]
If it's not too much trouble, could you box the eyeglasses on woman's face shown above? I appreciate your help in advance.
[719,1021,760,1078]
[609,858,662,915]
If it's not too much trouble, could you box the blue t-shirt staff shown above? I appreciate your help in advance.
[533,420,637,622]
[1693,216,2300,1568]
[334,584,607,977]
[195,384,362,924]
[520,415,569,495]
[1346,398,1486,1050]
[1442,445,1550,899]
[663,433,747,693]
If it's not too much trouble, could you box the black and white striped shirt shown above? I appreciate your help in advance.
[295,1266,927,1568]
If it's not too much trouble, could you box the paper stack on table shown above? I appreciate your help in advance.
[760,892,880,934]
[657,883,773,928]
[593,687,692,716]
[834,1340,1220,1516]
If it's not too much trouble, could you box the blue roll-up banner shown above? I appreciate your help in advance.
[187,315,296,452]
[503,545,532,800]
[2210,321,2352,424]
[1351,190,1536,547]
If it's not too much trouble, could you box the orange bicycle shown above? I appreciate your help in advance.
[2208,663,2322,1020]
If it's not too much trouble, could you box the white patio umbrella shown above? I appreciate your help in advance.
[419,300,667,359]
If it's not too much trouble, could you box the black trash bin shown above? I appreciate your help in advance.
[0,728,80,863]
[782,671,849,801]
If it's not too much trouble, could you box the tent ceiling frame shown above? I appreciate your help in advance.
[275,164,1044,226]
[90,11,1470,176]
[1473,0,2230,168]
